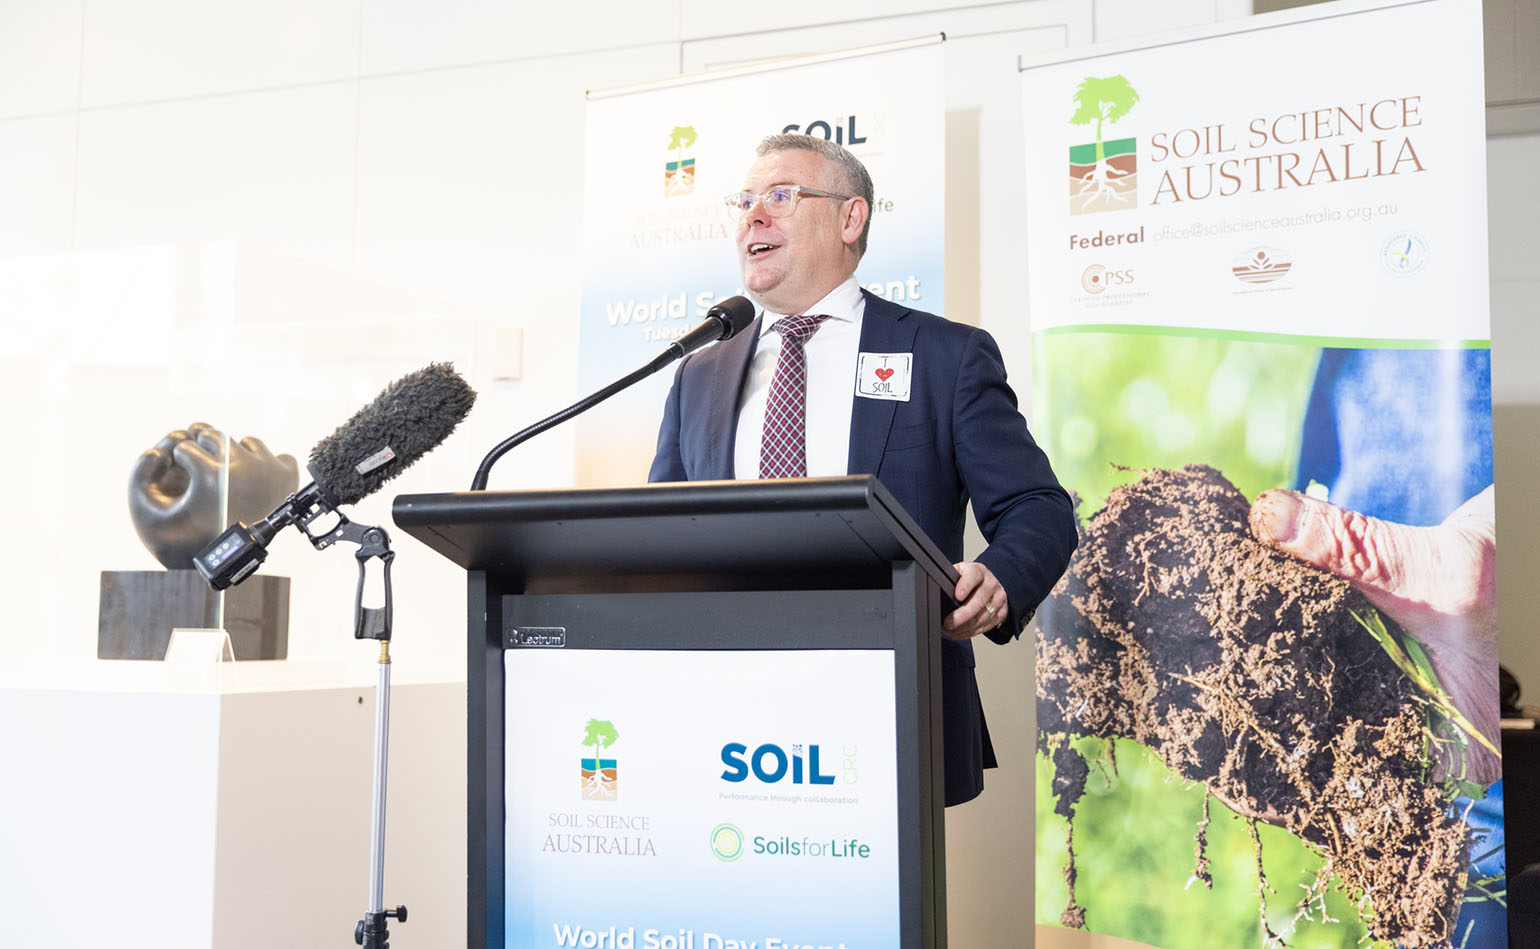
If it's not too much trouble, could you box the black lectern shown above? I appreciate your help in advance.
[393,476,955,949]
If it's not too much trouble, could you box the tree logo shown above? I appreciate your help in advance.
[665,125,698,197]
[1069,76,1140,215]
[709,822,745,862]
[580,718,620,801]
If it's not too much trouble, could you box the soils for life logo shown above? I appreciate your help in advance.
[1381,231,1429,276]
[1069,75,1140,215]
[709,822,744,862]
[1231,247,1293,285]
[580,718,619,801]
[664,125,698,197]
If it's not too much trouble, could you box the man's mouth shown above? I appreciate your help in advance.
[747,242,780,257]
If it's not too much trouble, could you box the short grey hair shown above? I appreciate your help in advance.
[757,132,874,259]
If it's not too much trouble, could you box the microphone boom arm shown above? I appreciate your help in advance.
[470,347,678,490]
[469,296,754,490]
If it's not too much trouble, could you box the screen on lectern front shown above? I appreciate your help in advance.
[503,648,901,947]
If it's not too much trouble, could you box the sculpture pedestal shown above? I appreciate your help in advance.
[98,570,289,660]
[0,664,464,949]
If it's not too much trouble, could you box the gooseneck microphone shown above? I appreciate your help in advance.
[194,362,476,589]
[664,298,757,361]
[470,295,757,490]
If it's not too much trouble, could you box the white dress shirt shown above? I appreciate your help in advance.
[734,276,866,478]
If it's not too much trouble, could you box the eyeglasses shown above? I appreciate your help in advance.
[723,184,854,218]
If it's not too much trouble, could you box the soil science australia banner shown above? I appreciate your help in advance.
[1020,1,1503,946]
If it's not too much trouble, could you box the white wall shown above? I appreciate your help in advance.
[1,1,1533,946]
[1483,0,1540,704]
[1489,129,1540,699]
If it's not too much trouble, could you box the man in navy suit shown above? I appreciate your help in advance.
[649,133,1076,806]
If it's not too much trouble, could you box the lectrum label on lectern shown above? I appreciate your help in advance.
[509,627,568,647]
[504,648,899,948]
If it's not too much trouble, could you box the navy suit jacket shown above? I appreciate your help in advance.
[649,290,1076,805]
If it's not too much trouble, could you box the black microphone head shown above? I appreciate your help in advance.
[707,296,757,340]
[309,362,476,506]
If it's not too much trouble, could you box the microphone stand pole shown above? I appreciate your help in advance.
[331,517,408,949]
[285,502,408,947]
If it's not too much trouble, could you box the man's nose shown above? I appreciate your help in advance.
[741,194,772,226]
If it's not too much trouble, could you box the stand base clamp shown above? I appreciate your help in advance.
[355,905,407,947]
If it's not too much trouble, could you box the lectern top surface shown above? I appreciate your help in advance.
[391,474,958,595]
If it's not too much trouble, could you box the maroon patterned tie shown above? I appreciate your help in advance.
[758,314,830,479]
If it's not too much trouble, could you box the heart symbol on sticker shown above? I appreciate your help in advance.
[875,368,895,381]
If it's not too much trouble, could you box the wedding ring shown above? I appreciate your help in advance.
[985,603,997,618]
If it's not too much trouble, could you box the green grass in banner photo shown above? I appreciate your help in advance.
[1030,332,1318,514]
[1034,738,1371,947]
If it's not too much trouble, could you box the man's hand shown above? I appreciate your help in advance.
[1249,486,1500,785]
[129,423,298,569]
[943,560,1007,640]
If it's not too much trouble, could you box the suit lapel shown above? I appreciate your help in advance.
[701,314,762,479]
[848,292,919,475]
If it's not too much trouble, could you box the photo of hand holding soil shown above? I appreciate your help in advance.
[1031,335,1502,948]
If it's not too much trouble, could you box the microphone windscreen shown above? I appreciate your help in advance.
[308,362,476,507]
[709,296,757,340]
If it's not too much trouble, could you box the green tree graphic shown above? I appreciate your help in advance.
[667,125,698,166]
[1070,75,1140,209]
[1070,76,1139,162]
[582,719,620,797]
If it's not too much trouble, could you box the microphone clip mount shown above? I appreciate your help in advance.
[282,487,396,642]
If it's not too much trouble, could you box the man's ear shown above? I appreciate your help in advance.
[840,197,870,249]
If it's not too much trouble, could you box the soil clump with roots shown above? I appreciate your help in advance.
[1036,464,1470,947]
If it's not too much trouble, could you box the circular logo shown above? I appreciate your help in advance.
[709,822,744,862]
[1381,231,1429,276]
[1081,264,1107,294]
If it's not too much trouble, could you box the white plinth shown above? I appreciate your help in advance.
[0,662,465,948]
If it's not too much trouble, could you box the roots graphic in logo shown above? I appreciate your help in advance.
[1381,231,1429,276]
[1069,76,1140,215]
[1081,264,1107,294]
[710,822,744,862]
[580,718,619,801]
[1232,247,1293,285]
[665,125,698,197]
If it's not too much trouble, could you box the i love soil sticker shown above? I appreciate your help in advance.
[856,352,912,401]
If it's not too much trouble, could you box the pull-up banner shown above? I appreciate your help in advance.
[1020,0,1503,946]
[576,37,945,486]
